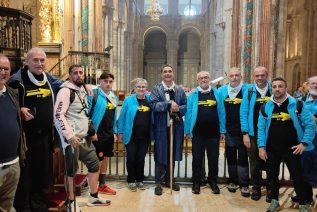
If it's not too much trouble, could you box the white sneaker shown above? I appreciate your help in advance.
[67,201,80,212]
[87,195,111,207]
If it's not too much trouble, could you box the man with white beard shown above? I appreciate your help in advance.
[291,76,317,206]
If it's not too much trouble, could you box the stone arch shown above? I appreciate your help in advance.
[143,26,168,89]
[177,26,201,88]
[143,25,169,42]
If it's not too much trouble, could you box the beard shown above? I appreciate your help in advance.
[309,89,317,96]
[75,80,84,87]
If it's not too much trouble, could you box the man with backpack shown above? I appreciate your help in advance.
[88,71,118,195]
[240,66,272,201]
[54,64,110,211]
[257,77,315,212]
[292,76,317,206]
[218,67,250,197]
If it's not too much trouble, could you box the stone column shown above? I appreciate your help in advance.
[166,36,178,81]
[243,0,254,83]
[81,0,89,52]
[231,0,240,67]
[223,1,233,73]
[275,0,287,78]
[259,0,272,69]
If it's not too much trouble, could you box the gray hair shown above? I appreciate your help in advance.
[307,76,317,84]
[131,78,148,87]
[197,71,210,80]
[26,47,47,61]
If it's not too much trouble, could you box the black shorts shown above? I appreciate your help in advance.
[93,135,114,160]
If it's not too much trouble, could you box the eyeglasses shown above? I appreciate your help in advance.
[136,86,147,89]
[0,67,10,72]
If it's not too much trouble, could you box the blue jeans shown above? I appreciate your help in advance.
[192,136,219,184]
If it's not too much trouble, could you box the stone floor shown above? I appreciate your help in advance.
[76,181,317,212]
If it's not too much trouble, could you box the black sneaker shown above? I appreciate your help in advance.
[266,188,272,203]
[210,183,220,194]
[240,186,250,197]
[227,183,238,193]
[251,186,261,201]
[165,182,180,191]
[192,183,200,194]
[154,184,163,195]
[291,196,313,205]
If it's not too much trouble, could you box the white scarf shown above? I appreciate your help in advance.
[27,70,47,86]
[162,81,175,127]
[228,83,242,100]
[0,85,6,96]
[197,85,211,93]
[270,93,289,107]
[255,83,269,98]
[101,89,117,107]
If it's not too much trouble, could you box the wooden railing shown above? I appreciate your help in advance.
[0,6,33,72]
[49,51,110,81]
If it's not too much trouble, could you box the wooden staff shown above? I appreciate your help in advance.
[169,118,173,194]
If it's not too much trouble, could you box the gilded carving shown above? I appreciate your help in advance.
[39,0,52,42]
[52,0,61,42]
[0,0,10,7]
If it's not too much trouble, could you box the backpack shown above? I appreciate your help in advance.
[68,88,98,116]
[260,100,303,118]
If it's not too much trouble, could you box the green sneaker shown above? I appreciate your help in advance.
[298,204,310,212]
[137,182,146,190]
[128,183,137,192]
[266,199,280,212]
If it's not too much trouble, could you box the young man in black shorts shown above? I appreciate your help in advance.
[88,72,118,195]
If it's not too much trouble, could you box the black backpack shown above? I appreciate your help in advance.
[68,88,98,116]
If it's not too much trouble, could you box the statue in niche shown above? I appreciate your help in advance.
[39,0,52,42]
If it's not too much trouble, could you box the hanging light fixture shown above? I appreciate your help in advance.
[146,0,163,21]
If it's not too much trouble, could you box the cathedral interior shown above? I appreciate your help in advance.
[1,0,317,93]
[1,0,317,211]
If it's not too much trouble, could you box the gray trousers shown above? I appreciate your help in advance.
[0,162,20,212]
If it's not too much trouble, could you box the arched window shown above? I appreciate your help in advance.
[144,0,168,15]
[179,0,202,16]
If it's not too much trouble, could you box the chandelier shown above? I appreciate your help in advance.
[146,0,163,21]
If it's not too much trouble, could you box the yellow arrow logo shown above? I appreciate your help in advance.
[26,88,51,98]
[138,105,150,112]
[225,97,242,104]
[271,112,291,121]
[198,99,217,107]
[256,96,270,103]
[106,102,116,110]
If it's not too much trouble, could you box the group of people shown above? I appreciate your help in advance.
[0,47,316,212]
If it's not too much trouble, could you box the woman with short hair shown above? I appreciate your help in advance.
[118,78,152,191]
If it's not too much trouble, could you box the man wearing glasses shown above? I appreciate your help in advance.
[54,65,110,210]
[88,72,118,195]
[0,54,26,212]
[185,71,226,195]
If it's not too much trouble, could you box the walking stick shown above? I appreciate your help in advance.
[170,118,173,194]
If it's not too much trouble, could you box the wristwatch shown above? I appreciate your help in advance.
[242,132,248,135]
